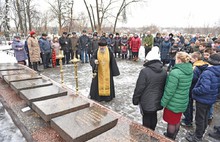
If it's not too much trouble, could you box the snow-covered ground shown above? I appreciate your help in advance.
[0,103,25,142]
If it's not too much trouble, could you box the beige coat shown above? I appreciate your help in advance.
[27,37,41,62]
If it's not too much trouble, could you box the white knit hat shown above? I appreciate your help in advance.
[145,46,161,61]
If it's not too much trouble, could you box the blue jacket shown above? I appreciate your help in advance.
[192,65,220,105]
[39,37,51,53]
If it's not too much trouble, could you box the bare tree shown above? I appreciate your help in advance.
[3,0,10,39]
[48,0,71,34]
[83,0,94,31]
[113,0,146,33]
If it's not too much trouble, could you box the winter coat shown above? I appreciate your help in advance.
[78,35,90,50]
[161,63,193,113]
[142,35,154,48]
[160,41,171,60]
[192,65,220,105]
[130,37,141,52]
[51,42,61,58]
[12,39,28,61]
[133,60,167,112]
[90,39,99,54]
[27,37,41,62]
[39,37,51,54]
[114,37,121,52]
[59,36,71,52]
[154,37,163,47]
[107,37,115,52]
[70,37,79,52]
[169,45,180,59]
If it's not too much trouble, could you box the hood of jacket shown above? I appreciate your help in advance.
[173,62,193,75]
[206,65,220,77]
[143,60,163,73]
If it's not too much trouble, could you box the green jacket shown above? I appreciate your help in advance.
[142,35,154,47]
[161,63,193,113]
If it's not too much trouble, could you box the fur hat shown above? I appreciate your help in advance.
[145,46,161,61]
[207,53,220,65]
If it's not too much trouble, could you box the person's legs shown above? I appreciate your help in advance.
[42,53,47,68]
[195,101,211,139]
[150,111,157,131]
[166,124,176,140]
[142,113,151,129]
[46,52,51,67]
[81,50,85,63]
[182,97,193,126]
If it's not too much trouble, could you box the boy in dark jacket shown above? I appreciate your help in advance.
[186,53,220,142]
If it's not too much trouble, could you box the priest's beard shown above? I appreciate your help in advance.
[100,47,106,53]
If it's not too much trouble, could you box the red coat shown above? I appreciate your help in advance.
[130,37,141,52]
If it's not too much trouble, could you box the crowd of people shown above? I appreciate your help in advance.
[10,29,220,141]
[132,31,220,142]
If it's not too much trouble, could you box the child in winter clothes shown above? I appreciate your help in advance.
[161,52,193,140]
[181,52,209,127]
[186,53,220,142]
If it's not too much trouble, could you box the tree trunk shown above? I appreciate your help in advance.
[69,0,74,32]
[83,0,94,32]
[113,14,120,33]
[90,4,96,31]
[23,0,28,36]
[16,0,24,34]
[26,0,32,31]
[4,0,10,39]
[96,0,101,33]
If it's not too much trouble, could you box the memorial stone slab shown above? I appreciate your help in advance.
[0,70,32,78]
[88,117,163,142]
[4,74,41,84]
[20,85,68,106]
[10,79,52,93]
[51,105,118,142]
[0,63,23,71]
[32,95,90,122]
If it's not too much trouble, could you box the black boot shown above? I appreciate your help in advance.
[164,132,175,140]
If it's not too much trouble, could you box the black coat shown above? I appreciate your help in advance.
[59,36,71,52]
[89,47,120,102]
[132,60,167,112]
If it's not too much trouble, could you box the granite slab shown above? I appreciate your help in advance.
[20,85,68,106]
[0,70,33,78]
[10,79,53,94]
[4,74,41,84]
[32,95,90,122]
[51,105,118,142]
[0,63,23,71]
[88,117,164,142]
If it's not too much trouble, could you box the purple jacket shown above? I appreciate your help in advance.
[12,39,28,61]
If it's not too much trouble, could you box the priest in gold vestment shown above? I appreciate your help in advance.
[89,38,120,102]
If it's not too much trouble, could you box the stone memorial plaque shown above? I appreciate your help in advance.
[0,70,32,78]
[10,79,52,93]
[32,95,90,122]
[88,118,163,142]
[51,105,118,142]
[0,63,23,71]
[20,85,68,106]
[4,74,41,84]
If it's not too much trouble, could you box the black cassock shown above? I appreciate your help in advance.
[89,48,120,102]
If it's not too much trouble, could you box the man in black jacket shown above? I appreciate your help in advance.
[59,32,71,64]
[78,30,90,63]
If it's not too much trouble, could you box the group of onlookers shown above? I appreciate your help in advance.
[132,31,220,141]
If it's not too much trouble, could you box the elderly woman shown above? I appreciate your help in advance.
[12,35,28,65]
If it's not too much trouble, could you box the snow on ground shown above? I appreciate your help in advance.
[0,103,25,142]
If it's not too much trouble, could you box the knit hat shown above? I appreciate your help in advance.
[30,30,36,36]
[207,53,220,65]
[145,46,161,61]
[42,33,47,36]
